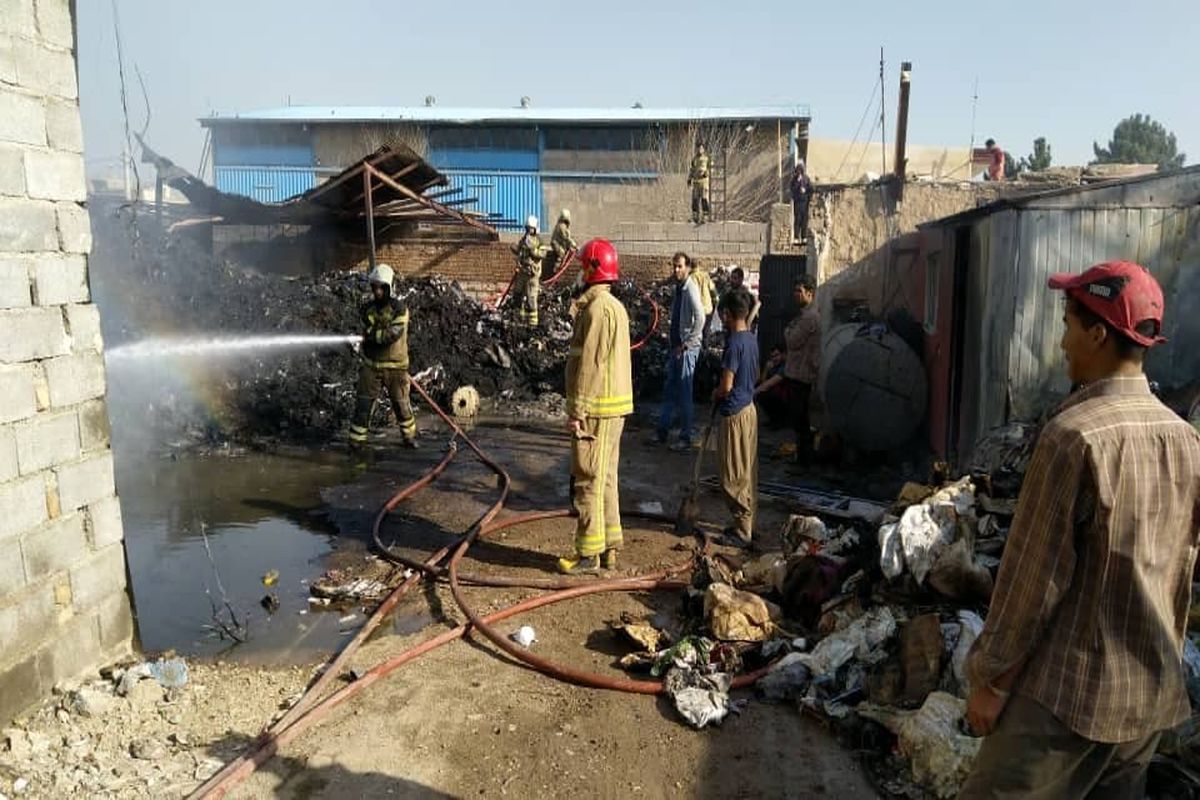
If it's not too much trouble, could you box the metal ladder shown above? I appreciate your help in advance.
[709,147,728,222]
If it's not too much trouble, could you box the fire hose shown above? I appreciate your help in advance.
[189,376,742,799]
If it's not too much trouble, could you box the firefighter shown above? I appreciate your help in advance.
[510,215,547,327]
[348,264,418,449]
[688,143,712,224]
[544,208,578,279]
[558,238,634,575]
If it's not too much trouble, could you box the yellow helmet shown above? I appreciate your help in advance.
[559,208,571,222]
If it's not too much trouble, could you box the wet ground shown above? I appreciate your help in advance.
[114,449,365,663]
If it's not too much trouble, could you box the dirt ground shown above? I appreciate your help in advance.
[2,411,884,799]
[235,413,880,799]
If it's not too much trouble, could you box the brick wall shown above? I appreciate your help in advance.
[0,0,132,724]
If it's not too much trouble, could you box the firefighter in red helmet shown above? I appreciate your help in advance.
[558,239,634,574]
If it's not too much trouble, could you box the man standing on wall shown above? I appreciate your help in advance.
[349,264,418,450]
[782,274,820,465]
[545,208,578,280]
[511,215,547,327]
[960,261,1200,799]
[789,161,813,243]
[984,138,1006,181]
[559,239,634,575]
[652,252,705,451]
[688,143,712,224]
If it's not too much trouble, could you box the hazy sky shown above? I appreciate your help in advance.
[78,0,1199,178]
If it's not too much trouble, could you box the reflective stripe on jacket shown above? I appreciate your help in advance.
[566,284,633,419]
[361,298,410,370]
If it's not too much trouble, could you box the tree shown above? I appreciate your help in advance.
[1019,137,1052,172]
[1093,114,1185,170]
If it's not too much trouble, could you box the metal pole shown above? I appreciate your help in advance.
[894,61,912,199]
[363,171,377,270]
[776,119,783,203]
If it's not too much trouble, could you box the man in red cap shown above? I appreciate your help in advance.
[959,261,1200,798]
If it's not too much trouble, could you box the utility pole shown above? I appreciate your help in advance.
[894,61,912,199]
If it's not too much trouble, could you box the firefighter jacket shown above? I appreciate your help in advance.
[360,297,410,370]
[551,222,577,258]
[689,153,711,184]
[511,233,547,277]
[566,284,633,420]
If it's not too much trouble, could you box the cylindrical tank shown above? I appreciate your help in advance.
[818,322,928,451]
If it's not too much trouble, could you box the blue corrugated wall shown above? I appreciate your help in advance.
[214,166,317,203]
[439,170,543,231]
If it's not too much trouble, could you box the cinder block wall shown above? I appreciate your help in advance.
[0,0,132,724]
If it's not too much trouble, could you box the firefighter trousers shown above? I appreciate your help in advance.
[570,416,624,557]
[513,272,540,326]
[350,364,416,444]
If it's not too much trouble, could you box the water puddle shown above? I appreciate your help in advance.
[115,450,361,664]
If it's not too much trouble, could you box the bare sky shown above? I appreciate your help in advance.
[78,0,1199,179]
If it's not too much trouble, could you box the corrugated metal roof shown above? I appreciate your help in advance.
[200,105,812,126]
[921,164,1200,228]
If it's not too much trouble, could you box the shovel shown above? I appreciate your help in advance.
[674,406,719,535]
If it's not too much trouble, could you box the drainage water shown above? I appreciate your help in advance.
[105,333,362,362]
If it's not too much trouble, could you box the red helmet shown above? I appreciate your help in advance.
[577,238,619,284]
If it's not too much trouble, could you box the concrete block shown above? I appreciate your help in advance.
[44,99,82,152]
[14,38,76,99]
[0,196,56,251]
[96,591,132,653]
[0,364,36,424]
[31,252,87,305]
[44,471,58,518]
[0,584,54,658]
[15,410,78,473]
[0,35,14,85]
[34,0,74,49]
[85,494,121,549]
[44,351,103,407]
[0,0,37,37]
[77,398,110,452]
[23,149,84,202]
[33,365,48,409]
[55,202,91,253]
[0,474,45,541]
[38,610,102,689]
[0,653,42,726]
[65,303,101,350]
[0,256,31,308]
[0,90,45,146]
[0,426,15,483]
[0,307,70,361]
[54,451,113,512]
[69,543,126,610]
[0,143,24,196]
[20,512,85,580]
[0,532,25,595]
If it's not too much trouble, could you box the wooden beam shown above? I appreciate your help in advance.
[364,163,496,236]
[363,170,377,269]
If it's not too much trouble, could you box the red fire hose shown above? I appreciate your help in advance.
[190,377,749,799]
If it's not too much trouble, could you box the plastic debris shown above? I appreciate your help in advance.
[613,621,668,653]
[797,606,898,677]
[951,611,985,697]
[148,658,189,689]
[664,667,732,729]
[878,478,975,584]
[652,636,713,677]
[261,569,279,587]
[511,625,537,648]
[756,652,812,702]
[704,583,780,642]
[636,501,663,515]
[858,692,981,800]
[310,577,390,602]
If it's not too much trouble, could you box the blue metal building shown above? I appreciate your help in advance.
[200,105,811,229]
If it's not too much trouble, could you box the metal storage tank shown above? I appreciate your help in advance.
[818,323,927,451]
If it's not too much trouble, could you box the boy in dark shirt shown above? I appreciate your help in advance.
[713,288,760,548]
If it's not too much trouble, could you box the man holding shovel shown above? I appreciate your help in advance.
[713,288,759,548]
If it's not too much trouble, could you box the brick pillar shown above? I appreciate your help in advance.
[768,203,793,254]
[0,0,132,724]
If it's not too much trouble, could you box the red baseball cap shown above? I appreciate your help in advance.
[1048,260,1167,347]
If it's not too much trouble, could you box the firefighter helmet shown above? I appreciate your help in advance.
[525,215,539,231]
[577,238,619,284]
[368,263,394,286]
[559,208,571,222]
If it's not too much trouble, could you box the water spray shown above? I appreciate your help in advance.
[105,334,363,363]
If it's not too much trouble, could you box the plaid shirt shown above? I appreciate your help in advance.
[966,375,1200,743]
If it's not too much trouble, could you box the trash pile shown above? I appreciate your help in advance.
[93,210,731,448]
